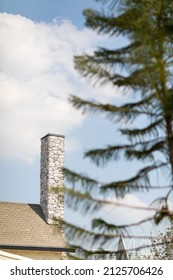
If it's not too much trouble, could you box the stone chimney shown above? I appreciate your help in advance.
[40,133,64,224]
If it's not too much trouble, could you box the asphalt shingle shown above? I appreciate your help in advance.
[0,202,66,248]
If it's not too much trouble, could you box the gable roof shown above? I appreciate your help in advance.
[0,202,66,248]
[116,234,128,260]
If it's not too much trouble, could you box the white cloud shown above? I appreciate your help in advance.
[100,194,173,236]
[0,13,120,162]
[102,194,154,225]
[65,194,155,230]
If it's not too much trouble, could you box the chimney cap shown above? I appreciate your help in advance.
[41,133,65,140]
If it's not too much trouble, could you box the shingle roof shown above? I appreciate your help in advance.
[0,202,66,248]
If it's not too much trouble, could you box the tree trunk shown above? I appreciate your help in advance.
[166,117,173,181]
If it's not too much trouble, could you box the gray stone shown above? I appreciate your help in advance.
[40,134,64,224]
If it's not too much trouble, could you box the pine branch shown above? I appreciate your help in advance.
[65,221,173,259]
[64,167,99,190]
[69,94,158,123]
[65,221,123,253]
[65,191,102,213]
[65,161,169,200]
[65,221,124,239]
[83,9,123,36]
[92,207,173,232]
[85,138,167,166]
[74,51,165,93]
[124,139,167,162]
[120,118,164,141]
[76,43,141,71]
[65,222,169,259]
[100,162,169,196]
[92,217,154,233]
[83,6,154,36]
[65,185,172,218]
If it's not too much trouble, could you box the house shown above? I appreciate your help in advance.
[0,133,72,260]
[0,133,129,260]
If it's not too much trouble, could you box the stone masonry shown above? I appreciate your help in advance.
[40,133,64,224]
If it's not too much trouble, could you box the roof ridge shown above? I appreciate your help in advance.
[0,201,39,206]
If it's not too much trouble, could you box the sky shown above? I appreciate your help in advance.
[0,0,172,243]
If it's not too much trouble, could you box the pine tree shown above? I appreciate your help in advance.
[65,0,173,259]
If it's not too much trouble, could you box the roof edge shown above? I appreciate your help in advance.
[41,133,65,140]
[0,245,75,252]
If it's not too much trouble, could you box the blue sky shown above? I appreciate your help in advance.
[0,0,172,238]
[0,0,99,26]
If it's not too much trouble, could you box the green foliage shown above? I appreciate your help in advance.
[65,0,173,259]
[49,186,64,193]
